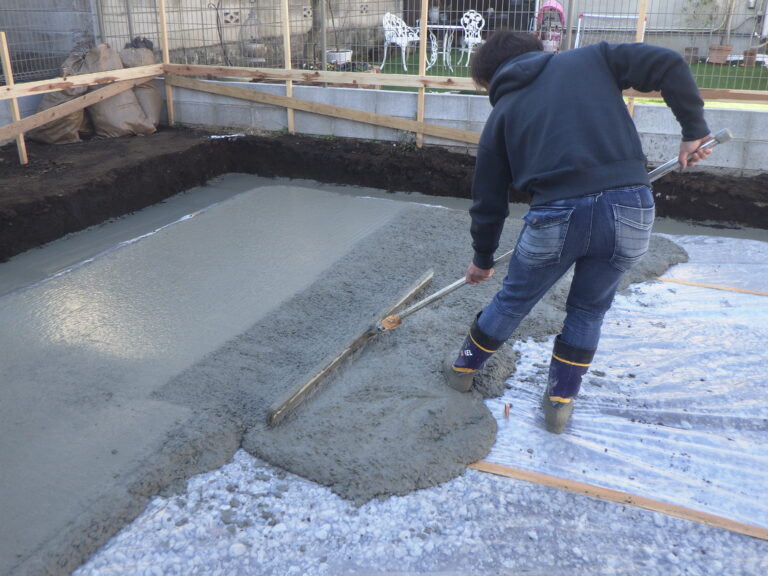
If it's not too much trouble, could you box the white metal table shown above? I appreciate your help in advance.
[426,24,463,71]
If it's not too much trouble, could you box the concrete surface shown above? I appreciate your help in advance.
[2,175,765,576]
[0,175,406,576]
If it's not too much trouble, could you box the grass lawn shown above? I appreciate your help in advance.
[689,61,768,91]
[378,49,768,99]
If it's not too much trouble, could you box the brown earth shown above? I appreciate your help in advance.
[1,126,766,262]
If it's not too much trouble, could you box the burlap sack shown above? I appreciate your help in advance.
[119,47,162,127]
[75,44,156,138]
[27,53,89,144]
[26,87,87,144]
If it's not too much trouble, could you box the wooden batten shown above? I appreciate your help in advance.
[470,461,768,542]
[0,64,163,101]
[166,74,481,145]
[161,63,478,92]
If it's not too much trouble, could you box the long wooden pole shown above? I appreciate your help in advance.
[0,64,163,101]
[0,31,28,164]
[470,461,768,542]
[416,0,429,148]
[268,270,434,426]
[281,0,295,133]
[157,0,175,125]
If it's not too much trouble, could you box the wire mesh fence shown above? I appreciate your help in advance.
[1,1,767,94]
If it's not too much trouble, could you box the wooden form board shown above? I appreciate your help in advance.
[470,460,768,542]
[167,74,481,145]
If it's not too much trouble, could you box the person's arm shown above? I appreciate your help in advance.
[601,43,710,142]
[679,136,713,168]
[468,139,512,281]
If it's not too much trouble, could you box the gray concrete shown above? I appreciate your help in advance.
[2,174,766,576]
[0,176,407,576]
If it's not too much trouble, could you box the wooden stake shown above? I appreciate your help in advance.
[167,75,481,144]
[470,460,768,542]
[626,0,649,118]
[0,31,28,164]
[268,270,434,426]
[416,0,430,149]
[280,0,295,134]
[158,0,175,125]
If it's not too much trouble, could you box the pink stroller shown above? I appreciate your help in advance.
[536,1,566,54]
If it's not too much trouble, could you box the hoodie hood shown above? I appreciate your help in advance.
[488,51,554,106]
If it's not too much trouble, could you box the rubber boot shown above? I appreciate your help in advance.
[542,336,595,434]
[443,318,504,392]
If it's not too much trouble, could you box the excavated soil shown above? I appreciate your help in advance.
[1,126,766,262]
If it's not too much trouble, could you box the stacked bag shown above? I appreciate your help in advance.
[29,38,161,144]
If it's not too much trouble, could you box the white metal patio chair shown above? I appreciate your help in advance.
[456,10,485,67]
[381,12,421,71]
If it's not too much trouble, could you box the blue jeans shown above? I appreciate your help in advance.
[476,185,655,352]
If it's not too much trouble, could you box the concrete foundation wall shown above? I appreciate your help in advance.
[2,81,767,175]
[164,79,768,175]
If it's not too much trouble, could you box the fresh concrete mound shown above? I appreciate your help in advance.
[158,202,686,503]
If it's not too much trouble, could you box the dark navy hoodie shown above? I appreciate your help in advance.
[470,42,710,269]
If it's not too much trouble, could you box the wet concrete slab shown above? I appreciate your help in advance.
[0,176,406,576]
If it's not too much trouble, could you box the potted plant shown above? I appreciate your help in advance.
[325,0,352,64]
[709,0,736,64]
[683,0,733,64]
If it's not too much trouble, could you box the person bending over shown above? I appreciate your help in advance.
[444,31,712,433]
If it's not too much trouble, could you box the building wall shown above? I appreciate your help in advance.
[0,0,98,81]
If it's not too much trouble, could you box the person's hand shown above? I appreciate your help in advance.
[679,135,713,169]
[466,262,494,284]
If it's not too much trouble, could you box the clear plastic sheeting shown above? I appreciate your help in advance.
[485,235,768,531]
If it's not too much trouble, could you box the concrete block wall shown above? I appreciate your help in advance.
[2,80,767,176]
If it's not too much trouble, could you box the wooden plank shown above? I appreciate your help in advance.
[0,78,147,143]
[470,461,768,542]
[268,270,434,426]
[0,31,28,164]
[624,88,768,104]
[162,63,478,91]
[0,64,163,101]
[158,0,175,125]
[167,75,481,144]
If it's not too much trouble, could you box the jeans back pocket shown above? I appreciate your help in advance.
[516,206,574,268]
[611,203,655,272]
